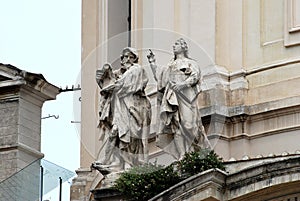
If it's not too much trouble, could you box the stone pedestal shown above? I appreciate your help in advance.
[88,168,124,201]
[71,168,106,201]
[71,167,125,201]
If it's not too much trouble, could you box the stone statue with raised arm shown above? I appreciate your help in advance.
[147,38,210,160]
[94,47,151,173]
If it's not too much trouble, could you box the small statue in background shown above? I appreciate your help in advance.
[147,38,210,160]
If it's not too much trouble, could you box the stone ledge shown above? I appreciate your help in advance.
[200,95,300,118]
[149,169,227,201]
[245,57,300,76]
[0,64,60,101]
[0,143,44,159]
[225,155,300,200]
[87,156,300,201]
[207,125,300,142]
[149,155,300,201]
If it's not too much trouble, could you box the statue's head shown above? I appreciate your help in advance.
[121,47,139,64]
[173,38,189,58]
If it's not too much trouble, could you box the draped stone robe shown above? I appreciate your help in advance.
[112,64,151,166]
[96,63,151,168]
[156,57,209,160]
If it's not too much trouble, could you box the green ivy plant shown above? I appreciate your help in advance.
[176,148,225,179]
[113,149,225,201]
[113,163,180,201]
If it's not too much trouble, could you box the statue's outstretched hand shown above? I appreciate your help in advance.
[147,49,156,63]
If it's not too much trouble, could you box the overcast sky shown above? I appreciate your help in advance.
[0,0,81,200]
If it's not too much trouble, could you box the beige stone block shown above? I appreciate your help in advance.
[284,0,300,46]
[0,107,18,127]
[18,115,40,133]
[213,139,230,160]
[17,149,41,169]
[19,106,40,125]
[0,100,18,109]
[4,134,17,145]
[189,0,216,60]
[247,62,300,88]
[0,106,18,117]
[18,125,40,142]
[70,184,87,201]
[19,134,39,151]
[247,130,300,158]
[0,126,17,136]
[260,0,284,45]
[153,0,174,30]
[216,0,243,71]
[247,77,300,105]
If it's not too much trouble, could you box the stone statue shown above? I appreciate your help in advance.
[95,63,120,170]
[94,47,151,173]
[147,38,210,160]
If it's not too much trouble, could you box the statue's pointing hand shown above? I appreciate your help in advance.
[147,49,156,63]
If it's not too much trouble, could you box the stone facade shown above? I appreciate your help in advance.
[0,64,59,183]
[73,0,300,200]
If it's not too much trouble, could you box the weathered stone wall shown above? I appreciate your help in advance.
[0,150,18,182]
[0,97,43,182]
[0,64,59,199]
[0,100,19,181]
[0,100,18,147]
[18,95,42,151]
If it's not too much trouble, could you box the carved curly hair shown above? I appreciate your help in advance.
[174,38,189,59]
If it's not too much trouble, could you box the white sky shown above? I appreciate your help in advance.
[0,0,81,200]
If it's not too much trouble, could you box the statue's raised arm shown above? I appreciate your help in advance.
[147,49,158,81]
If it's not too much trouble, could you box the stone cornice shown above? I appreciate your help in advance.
[0,143,44,159]
[0,64,60,101]
[200,95,300,118]
[147,156,300,201]
[225,155,300,200]
[245,57,300,76]
[208,125,300,142]
[214,57,300,78]
[0,80,26,88]
[149,169,227,201]
[21,71,60,100]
